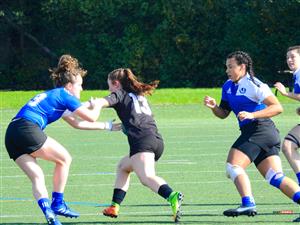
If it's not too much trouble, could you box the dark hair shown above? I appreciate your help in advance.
[49,54,87,87]
[108,68,159,95]
[287,45,300,54]
[227,51,257,85]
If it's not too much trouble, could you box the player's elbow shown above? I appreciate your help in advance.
[218,114,228,119]
[270,104,283,117]
[276,104,283,114]
[216,110,229,119]
[67,120,81,129]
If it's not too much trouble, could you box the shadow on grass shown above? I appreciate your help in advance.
[123,202,294,207]
[0,220,295,225]
[0,222,176,225]
[1,211,297,224]
[2,202,296,225]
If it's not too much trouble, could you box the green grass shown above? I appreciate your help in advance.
[0,88,296,109]
[0,90,300,224]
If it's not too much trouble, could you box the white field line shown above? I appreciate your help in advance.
[0,178,281,190]
[0,166,294,179]
[0,152,229,163]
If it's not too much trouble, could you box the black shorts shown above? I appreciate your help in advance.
[232,119,281,166]
[128,134,164,161]
[5,118,47,161]
[284,124,300,147]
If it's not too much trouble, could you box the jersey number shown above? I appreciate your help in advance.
[129,93,152,115]
[28,93,47,107]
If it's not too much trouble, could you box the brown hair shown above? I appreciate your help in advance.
[287,45,300,54]
[108,68,159,95]
[49,54,87,87]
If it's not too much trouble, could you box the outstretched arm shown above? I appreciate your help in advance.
[63,97,121,130]
[63,115,121,131]
[73,97,110,122]
[274,82,300,101]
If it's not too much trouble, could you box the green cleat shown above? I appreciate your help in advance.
[168,192,184,222]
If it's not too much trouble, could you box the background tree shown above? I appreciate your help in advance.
[1,0,300,90]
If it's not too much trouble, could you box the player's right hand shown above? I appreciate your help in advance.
[203,96,217,109]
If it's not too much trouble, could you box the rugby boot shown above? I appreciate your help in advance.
[103,204,119,218]
[51,201,80,218]
[223,205,257,217]
[44,208,62,225]
[293,216,300,222]
[168,192,184,222]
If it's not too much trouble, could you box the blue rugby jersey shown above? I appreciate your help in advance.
[293,68,300,94]
[221,74,273,127]
[15,88,82,129]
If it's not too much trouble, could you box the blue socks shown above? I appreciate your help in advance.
[242,196,255,207]
[52,192,64,206]
[296,172,300,185]
[38,198,51,214]
[293,191,300,204]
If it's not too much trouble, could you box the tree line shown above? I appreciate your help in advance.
[1,0,300,90]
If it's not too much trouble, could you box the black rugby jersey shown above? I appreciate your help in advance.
[104,89,161,140]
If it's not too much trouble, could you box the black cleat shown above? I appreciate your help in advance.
[223,205,257,217]
[293,216,300,222]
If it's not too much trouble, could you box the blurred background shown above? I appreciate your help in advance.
[1,0,300,90]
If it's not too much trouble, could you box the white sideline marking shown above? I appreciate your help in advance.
[0,167,293,179]
[0,179,275,190]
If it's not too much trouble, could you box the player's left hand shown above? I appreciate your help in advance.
[237,111,254,121]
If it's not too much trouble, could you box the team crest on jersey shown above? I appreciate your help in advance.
[239,87,246,94]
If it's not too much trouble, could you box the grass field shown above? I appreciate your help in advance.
[1,90,300,224]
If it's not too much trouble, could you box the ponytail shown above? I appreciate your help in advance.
[108,68,159,95]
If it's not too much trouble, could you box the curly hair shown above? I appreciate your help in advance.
[49,54,87,87]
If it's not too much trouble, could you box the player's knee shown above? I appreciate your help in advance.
[117,161,124,171]
[117,161,131,173]
[56,153,72,167]
[265,168,285,189]
[63,153,72,166]
[226,163,245,181]
[138,175,151,187]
